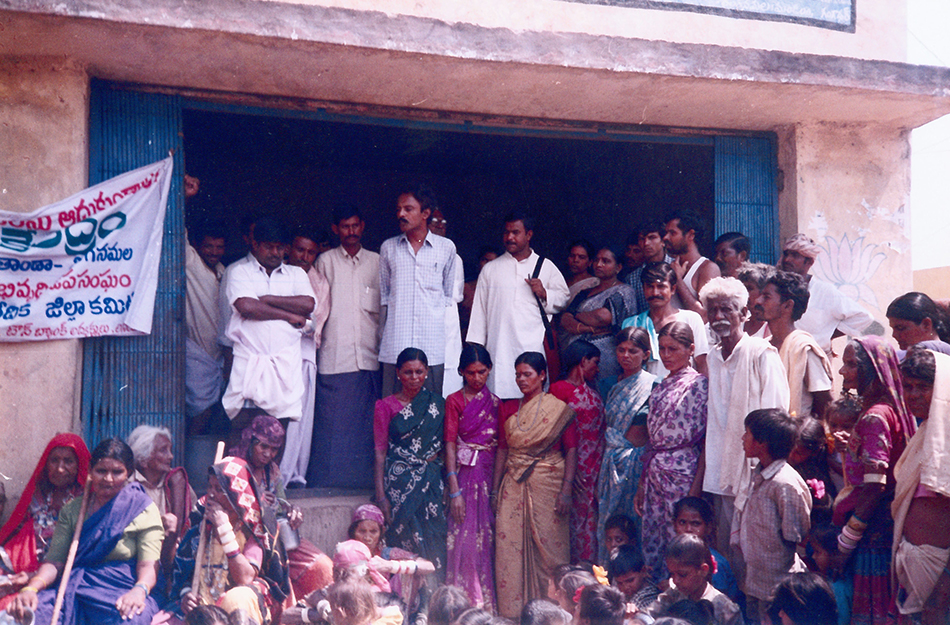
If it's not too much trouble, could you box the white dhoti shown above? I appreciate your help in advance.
[280,359,316,486]
[185,337,224,417]
[894,537,950,615]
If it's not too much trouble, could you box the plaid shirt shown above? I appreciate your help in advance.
[378,231,457,365]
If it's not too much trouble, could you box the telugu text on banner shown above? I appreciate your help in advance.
[0,157,173,341]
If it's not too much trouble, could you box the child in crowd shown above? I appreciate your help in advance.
[602,514,638,561]
[807,524,852,625]
[556,571,599,616]
[637,534,741,625]
[328,579,380,625]
[428,586,471,625]
[671,498,740,604]
[823,396,860,494]
[765,573,837,625]
[521,599,570,625]
[606,545,659,610]
[453,608,492,625]
[787,417,835,521]
[183,605,230,625]
[733,408,812,624]
[548,564,587,605]
[575,584,625,625]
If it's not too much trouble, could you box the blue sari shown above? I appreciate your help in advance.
[34,482,158,625]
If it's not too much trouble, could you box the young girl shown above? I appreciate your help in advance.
[602,514,637,562]
[444,343,500,608]
[824,396,860,494]
[788,417,836,521]
[556,570,598,615]
[671,497,739,603]
[639,534,741,625]
[807,524,852,625]
[328,579,379,625]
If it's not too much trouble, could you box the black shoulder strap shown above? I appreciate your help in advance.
[531,255,552,331]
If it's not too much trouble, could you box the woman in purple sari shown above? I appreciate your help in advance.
[444,343,499,609]
[9,438,163,625]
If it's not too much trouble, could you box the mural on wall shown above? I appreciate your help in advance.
[567,0,855,31]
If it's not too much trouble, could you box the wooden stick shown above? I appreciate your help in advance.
[51,476,92,625]
[191,441,226,597]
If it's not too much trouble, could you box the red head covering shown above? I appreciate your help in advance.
[853,336,916,441]
[0,433,90,571]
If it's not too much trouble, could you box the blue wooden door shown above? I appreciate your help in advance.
[714,135,779,264]
[83,82,185,451]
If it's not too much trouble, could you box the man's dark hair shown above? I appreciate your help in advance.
[332,203,363,225]
[520,599,567,625]
[191,220,227,247]
[767,573,838,625]
[502,210,536,233]
[640,261,677,287]
[578,584,625,625]
[664,209,705,241]
[252,216,290,245]
[767,270,811,321]
[744,408,798,460]
[714,232,751,257]
[666,600,715,625]
[428,585,471,625]
[635,220,668,239]
[399,184,438,214]
[607,544,646,581]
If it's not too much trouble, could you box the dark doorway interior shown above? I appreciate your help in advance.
[182,109,715,278]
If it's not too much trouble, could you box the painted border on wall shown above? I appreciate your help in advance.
[559,0,856,32]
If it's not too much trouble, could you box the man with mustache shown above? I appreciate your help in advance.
[756,270,833,420]
[663,210,721,321]
[697,277,789,569]
[378,184,457,396]
[466,211,570,399]
[620,262,709,379]
[310,204,381,488]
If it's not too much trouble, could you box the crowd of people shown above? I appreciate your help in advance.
[2,181,950,625]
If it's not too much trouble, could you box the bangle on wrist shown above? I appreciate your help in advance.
[21,586,40,594]
[134,582,150,594]
[449,490,462,499]
[215,520,234,537]
[301,608,312,624]
[446,471,457,478]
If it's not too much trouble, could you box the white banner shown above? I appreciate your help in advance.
[0,157,173,341]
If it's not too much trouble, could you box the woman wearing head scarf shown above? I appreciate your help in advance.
[231,415,333,600]
[172,456,290,625]
[834,336,916,625]
[0,434,90,609]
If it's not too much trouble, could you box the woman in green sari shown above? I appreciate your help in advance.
[373,347,447,578]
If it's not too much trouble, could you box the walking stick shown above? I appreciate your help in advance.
[191,441,226,598]
[50,476,92,625]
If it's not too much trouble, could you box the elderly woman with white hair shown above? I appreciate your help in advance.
[127,425,195,583]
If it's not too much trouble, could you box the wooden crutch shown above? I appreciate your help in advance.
[190,441,226,598]
[50,476,92,625]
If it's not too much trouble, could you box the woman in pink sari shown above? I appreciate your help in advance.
[444,343,500,609]
[550,339,605,562]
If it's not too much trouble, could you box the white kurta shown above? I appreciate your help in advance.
[796,276,873,354]
[185,243,225,361]
[222,258,315,421]
[442,254,465,396]
[280,266,331,486]
[704,333,790,498]
[466,250,570,399]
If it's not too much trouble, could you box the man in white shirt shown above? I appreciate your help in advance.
[280,232,330,487]
[699,276,789,564]
[378,185,457,396]
[755,270,833,420]
[311,205,381,489]
[663,209,721,321]
[184,221,226,434]
[466,212,570,399]
[780,233,875,354]
[221,217,315,445]
[620,262,709,379]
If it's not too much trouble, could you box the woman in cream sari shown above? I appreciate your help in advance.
[492,351,578,619]
[892,347,950,623]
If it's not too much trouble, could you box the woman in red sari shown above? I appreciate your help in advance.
[0,433,90,609]
[550,339,604,562]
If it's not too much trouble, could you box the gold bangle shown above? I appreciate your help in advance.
[21,586,40,594]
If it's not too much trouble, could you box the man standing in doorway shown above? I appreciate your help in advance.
[698,277,789,562]
[467,212,570,399]
[756,270,833,420]
[621,262,709,379]
[713,232,751,279]
[663,210,720,321]
[780,233,874,355]
[379,185,457,396]
[221,217,316,444]
[310,205,382,489]
[624,220,675,314]
[280,232,330,487]
[184,220,226,434]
